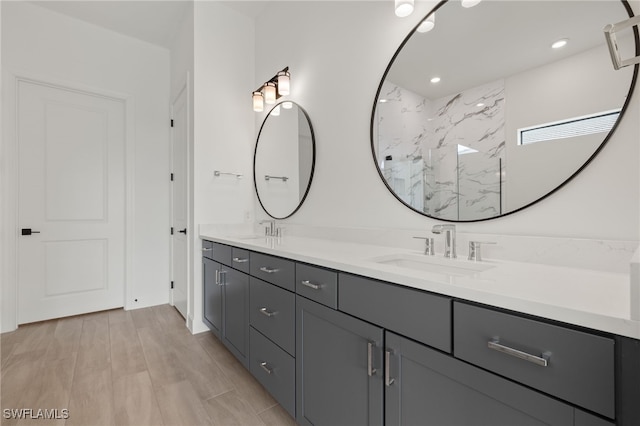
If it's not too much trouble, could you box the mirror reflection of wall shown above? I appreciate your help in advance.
[254,102,315,219]
[372,0,637,222]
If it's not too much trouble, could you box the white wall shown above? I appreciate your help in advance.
[254,0,640,242]
[1,2,171,332]
[505,40,634,211]
[190,2,255,333]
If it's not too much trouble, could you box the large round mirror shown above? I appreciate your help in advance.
[254,101,316,219]
[372,0,638,222]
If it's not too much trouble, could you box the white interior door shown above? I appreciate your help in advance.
[171,85,189,319]
[17,80,126,324]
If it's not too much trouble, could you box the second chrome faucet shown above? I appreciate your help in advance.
[432,224,456,259]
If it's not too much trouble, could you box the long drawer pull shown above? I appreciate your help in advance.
[367,342,377,377]
[233,257,249,263]
[385,350,395,386]
[259,266,279,274]
[488,340,549,367]
[259,361,273,375]
[259,307,276,317]
[301,280,321,290]
[202,248,213,252]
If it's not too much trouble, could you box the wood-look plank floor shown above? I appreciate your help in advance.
[1,305,297,426]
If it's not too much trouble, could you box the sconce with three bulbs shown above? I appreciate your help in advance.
[252,66,290,112]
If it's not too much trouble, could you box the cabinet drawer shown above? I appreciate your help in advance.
[454,302,615,419]
[250,327,295,418]
[202,240,232,265]
[250,252,295,291]
[339,273,451,353]
[231,248,250,273]
[295,263,338,309]
[202,240,214,260]
[249,277,295,356]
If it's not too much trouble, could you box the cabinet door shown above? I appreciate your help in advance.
[203,257,222,335]
[385,332,573,426]
[222,266,249,366]
[296,296,383,426]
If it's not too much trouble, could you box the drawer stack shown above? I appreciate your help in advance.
[249,252,296,417]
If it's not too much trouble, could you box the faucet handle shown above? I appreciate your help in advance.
[468,241,496,262]
[413,237,435,255]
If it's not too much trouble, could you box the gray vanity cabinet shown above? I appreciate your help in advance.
[221,266,249,366]
[203,257,222,334]
[202,241,249,367]
[296,295,384,426]
[385,331,575,426]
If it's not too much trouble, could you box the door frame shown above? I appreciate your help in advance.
[169,76,191,321]
[1,71,136,332]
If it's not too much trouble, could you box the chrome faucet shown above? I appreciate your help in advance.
[259,219,279,237]
[432,224,456,258]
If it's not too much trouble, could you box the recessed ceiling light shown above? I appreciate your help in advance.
[476,103,485,107]
[552,39,569,49]
[430,77,441,84]
[379,99,389,103]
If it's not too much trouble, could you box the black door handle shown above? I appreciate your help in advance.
[178,228,187,234]
[21,228,41,236]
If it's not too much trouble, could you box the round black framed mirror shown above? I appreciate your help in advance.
[254,101,316,219]
[371,0,638,222]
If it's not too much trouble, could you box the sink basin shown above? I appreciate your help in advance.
[370,253,494,276]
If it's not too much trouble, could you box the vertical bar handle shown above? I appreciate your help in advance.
[215,270,220,285]
[367,342,377,376]
[385,350,395,386]
[219,270,226,286]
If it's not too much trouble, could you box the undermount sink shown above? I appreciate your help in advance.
[370,253,494,277]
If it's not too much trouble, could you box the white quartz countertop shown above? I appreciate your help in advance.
[200,231,640,340]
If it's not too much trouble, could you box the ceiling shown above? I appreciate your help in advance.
[29,0,270,49]
[386,0,632,100]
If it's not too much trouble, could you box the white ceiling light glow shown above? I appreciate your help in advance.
[430,76,441,83]
[551,38,569,49]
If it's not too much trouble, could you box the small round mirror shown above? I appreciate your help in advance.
[254,101,316,219]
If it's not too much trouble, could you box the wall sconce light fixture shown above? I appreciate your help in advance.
[252,66,290,112]
[395,0,414,17]
[461,0,482,8]
[417,13,435,32]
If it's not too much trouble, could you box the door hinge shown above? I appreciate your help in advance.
[171,119,174,127]
[170,172,174,181]
[171,227,174,235]
[170,281,174,289]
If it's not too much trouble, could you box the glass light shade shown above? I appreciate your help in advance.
[252,91,264,112]
[395,0,414,17]
[282,101,293,109]
[270,105,281,116]
[264,82,277,104]
[461,0,482,8]
[277,71,290,96]
[417,14,435,33]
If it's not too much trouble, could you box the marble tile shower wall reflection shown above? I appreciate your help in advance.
[376,80,505,220]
